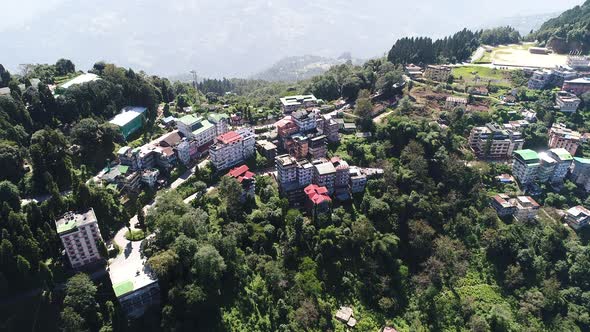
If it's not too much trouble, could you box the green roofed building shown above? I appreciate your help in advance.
[55,209,104,268]
[109,106,147,140]
[572,157,590,191]
[512,149,540,185]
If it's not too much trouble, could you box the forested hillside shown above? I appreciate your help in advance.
[530,0,590,53]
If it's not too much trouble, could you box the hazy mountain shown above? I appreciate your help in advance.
[1,0,584,78]
[250,54,364,82]
[479,12,561,35]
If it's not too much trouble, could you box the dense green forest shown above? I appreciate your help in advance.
[3,2,590,331]
[529,0,590,53]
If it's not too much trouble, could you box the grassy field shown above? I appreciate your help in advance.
[452,66,511,88]
[125,229,146,241]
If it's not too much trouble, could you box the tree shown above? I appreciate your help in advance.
[192,244,226,284]
[420,236,468,288]
[218,176,244,221]
[62,273,100,331]
[29,128,72,191]
[55,59,76,76]
[0,180,20,211]
[60,307,87,332]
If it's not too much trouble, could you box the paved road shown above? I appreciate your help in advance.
[21,190,72,206]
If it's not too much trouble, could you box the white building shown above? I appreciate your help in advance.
[556,91,581,113]
[141,168,160,187]
[208,113,230,136]
[176,139,191,165]
[292,108,319,132]
[209,128,256,170]
[55,209,103,268]
[280,95,318,113]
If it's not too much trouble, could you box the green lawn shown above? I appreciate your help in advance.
[452,66,512,88]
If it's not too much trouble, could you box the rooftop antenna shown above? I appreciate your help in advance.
[190,70,199,109]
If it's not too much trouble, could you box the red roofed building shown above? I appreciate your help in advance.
[210,128,256,170]
[276,117,299,138]
[227,165,256,200]
[304,184,332,218]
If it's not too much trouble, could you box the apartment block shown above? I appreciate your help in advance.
[227,165,256,200]
[567,54,590,70]
[309,135,328,159]
[512,148,572,185]
[55,209,103,268]
[313,160,337,194]
[209,128,256,170]
[424,65,451,82]
[571,157,590,191]
[207,113,230,136]
[512,149,540,185]
[548,123,581,155]
[292,108,319,132]
[468,123,524,159]
[322,114,340,143]
[562,77,590,96]
[304,184,332,218]
[349,166,368,194]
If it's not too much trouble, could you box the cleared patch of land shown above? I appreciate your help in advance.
[452,66,511,88]
[475,43,568,69]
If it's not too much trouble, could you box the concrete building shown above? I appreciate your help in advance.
[512,149,540,185]
[141,168,160,187]
[322,115,340,143]
[99,164,142,193]
[55,209,103,268]
[528,68,577,90]
[208,113,230,136]
[546,148,573,182]
[349,166,368,194]
[176,115,216,148]
[537,151,557,183]
[528,69,553,90]
[444,96,468,110]
[522,109,537,122]
[256,140,278,160]
[468,123,524,159]
[571,157,590,191]
[548,123,582,155]
[563,77,590,96]
[565,205,590,230]
[176,139,191,165]
[308,135,327,159]
[292,108,319,132]
[109,106,147,140]
[280,95,318,113]
[556,91,581,113]
[491,194,540,221]
[424,65,451,82]
[209,128,256,170]
[276,117,299,138]
[567,54,590,70]
[313,160,337,194]
[297,160,314,188]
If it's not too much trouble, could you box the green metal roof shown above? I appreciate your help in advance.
[56,219,77,234]
[514,149,539,161]
[192,120,214,135]
[113,280,134,297]
[106,183,119,191]
[178,114,201,125]
[118,165,130,174]
[550,148,573,161]
[574,157,590,164]
[208,113,229,122]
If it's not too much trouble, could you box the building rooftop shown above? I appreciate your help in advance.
[192,120,214,136]
[446,96,468,103]
[55,209,97,235]
[227,165,255,183]
[178,114,202,126]
[217,130,241,144]
[276,154,297,167]
[304,184,331,204]
[549,148,573,161]
[514,149,539,162]
[565,77,590,84]
[151,130,182,147]
[574,157,590,164]
[109,107,147,127]
[208,113,229,123]
[280,95,317,107]
[315,161,337,175]
[60,73,100,89]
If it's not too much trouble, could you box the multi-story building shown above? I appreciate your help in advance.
[55,209,103,268]
[512,149,540,185]
[528,69,553,90]
[287,134,309,159]
[100,164,142,193]
[556,91,581,113]
[292,108,319,132]
[571,157,590,191]
[297,160,314,188]
[567,54,590,70]
[141,168,160,187]
[491,194,539,221]
[276,117,299,138]
[468,123,524,159]
[109,106,147,140]
[565,205,590,230]
[227,165,256,200]
[424,65,451,82]
[512,148,573,185]
[280,95,318,113]
[313,160,337,194]
[546,148,573,182]
[548,123,582,155]
[562,77,590,96]
[522,109,537,122]
[528,68,577,90]
[176,115,216,148]
[209,128,256,170]
[322,114,340,143]
[276,154,298,189]
[208,113,230,136]
[176,114,202,137]
[503,120,530,131]
[309,135,327,159]
[256,140,278,160]
[349,166,368,194]
[444,96,468,110]
[176,139,191,165]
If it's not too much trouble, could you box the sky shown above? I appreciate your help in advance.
[0,0,585,78]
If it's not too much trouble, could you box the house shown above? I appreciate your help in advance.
[321,114,340,143]
[491,194,540,221]
[491,194,516,217]
[570,157,590,191]
[280,95,318,113]
[521,109,537,122]
[556,91,581,113]
[495,174,515,183]
[334,306,357,328]
[55,209,103,268]
[99,164,142,193]
[548,123,582,155]
[564,205,590,230]
[468,123,524,159]
[562,77,590,96]
[59,73,100,90]
[304,184,332,218]
[405,64,423,79]
[109,106,147,140]
[468,86,489,96]
[276,117,299,138]
[424,65,451,82]
[161,116,176,128]
[342,123,357,133]
[444,96,468,110]
[227,165,256,200]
